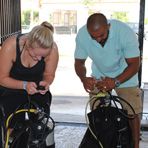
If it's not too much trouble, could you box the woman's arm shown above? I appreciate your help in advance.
[0,36,24,89]
[39,42,59,90]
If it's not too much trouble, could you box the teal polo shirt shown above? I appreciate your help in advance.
[74,19,140,88]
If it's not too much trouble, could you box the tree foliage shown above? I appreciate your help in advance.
[21,10,39,25]
[112,12,129,22]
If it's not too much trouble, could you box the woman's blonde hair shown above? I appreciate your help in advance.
[41,21,54,33]
[27,21,54,49]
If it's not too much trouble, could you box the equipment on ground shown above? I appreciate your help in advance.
[1,96,55,148]
[79,91,135,148]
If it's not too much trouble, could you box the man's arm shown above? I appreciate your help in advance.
[96,56,141,91]
[115,56,140,84]
[74,58,96,92]
[74,59,87,82]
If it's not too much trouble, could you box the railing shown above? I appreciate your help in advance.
[0,0,21,45]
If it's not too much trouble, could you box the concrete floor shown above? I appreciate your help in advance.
[51,92,148,148]
[54,123,148,148]
[54,122,86,148]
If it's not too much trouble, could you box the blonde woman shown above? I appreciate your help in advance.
[0,22,58,148]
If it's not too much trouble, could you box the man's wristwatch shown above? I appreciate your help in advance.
[114,79,121,87]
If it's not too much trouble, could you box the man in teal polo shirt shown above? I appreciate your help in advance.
[74,13,142,148]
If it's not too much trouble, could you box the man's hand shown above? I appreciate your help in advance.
[95,77,115,92]
[82,77,96,93]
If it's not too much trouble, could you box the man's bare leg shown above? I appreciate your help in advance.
[129,114,140,148]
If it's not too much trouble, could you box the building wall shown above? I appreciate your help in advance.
[38,0,140,32]
[21,0,140,34]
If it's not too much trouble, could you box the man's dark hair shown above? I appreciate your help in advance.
[87,13,108,30]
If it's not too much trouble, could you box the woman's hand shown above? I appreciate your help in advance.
[25,81,49,95]
[37,81,49,95]
[25,82,38,95]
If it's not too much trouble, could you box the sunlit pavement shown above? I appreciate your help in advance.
[50,35,148,148]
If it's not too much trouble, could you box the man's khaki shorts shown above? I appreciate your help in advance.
[89,87,142,115]
[115,87,142,115]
